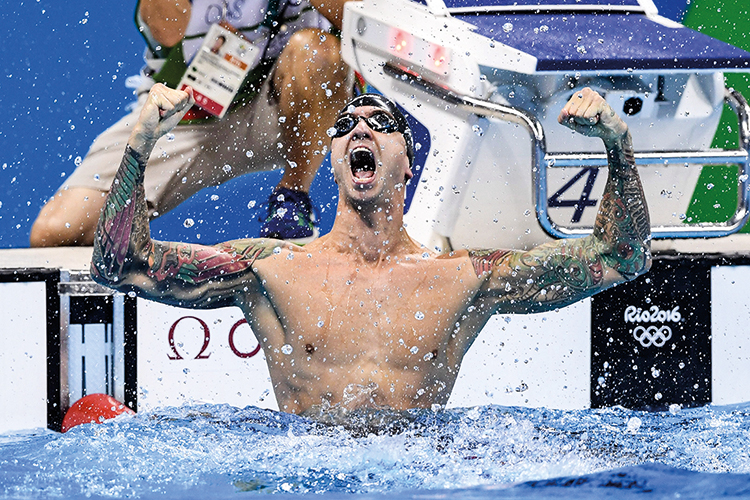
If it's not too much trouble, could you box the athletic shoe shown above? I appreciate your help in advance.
[259,187,319,244]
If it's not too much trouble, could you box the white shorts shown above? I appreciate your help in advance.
[61,74,286,217]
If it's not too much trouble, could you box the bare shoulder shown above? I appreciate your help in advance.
[433,248,503,281]
[145,237,294,286]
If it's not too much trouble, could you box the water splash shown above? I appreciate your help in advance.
[1,403,749,499]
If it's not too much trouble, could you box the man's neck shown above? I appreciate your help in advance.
[323,198,419,263]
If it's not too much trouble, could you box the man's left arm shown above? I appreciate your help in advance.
[471,88,651,313]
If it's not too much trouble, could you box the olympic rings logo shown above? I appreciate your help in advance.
[632,325,672,348]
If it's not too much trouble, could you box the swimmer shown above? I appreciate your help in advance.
[91,84,651,418]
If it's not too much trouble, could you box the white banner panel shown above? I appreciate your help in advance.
[136,299,277,411]
[711,265,750,405]
[0,282,48,433]
[448,299,591,410]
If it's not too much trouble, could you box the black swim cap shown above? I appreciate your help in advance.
[339,93,414,168]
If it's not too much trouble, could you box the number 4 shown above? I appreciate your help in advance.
[548,167,600,223]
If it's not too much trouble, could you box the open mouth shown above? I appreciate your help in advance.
[350,147,376,182]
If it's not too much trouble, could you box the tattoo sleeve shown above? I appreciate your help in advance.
[91,144,275,306]
[146,241,275,286]
[471,132,650,313]
[595,132,651,280]
[91,145,149,282]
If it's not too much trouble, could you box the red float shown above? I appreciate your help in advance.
[61,394,134,433]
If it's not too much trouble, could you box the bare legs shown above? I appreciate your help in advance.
[273,29,349,192]
[30,187,107,247]
[30,28,348,247]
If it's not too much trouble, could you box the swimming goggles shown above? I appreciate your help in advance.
[330,111,400,138]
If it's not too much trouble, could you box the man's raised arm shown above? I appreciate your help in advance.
[471,87,651,314]
[90,84,273,309]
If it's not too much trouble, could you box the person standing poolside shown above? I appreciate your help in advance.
[91,84,651,416]
[31,0,351,247]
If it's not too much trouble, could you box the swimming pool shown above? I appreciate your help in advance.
[1,402,749,499]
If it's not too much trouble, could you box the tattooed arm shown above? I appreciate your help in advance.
[90,84,275,308]
[469,88,651,314]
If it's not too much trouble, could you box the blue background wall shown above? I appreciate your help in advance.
[0,0,698,248]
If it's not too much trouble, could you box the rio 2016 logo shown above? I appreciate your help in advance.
[624,305,681,324]
[624,305,681,347]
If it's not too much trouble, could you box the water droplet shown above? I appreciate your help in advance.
[74,156,83,167]
[317,320,324,328]
[415,311,425,320]
[410,346,419,354]
[210,194,219,201]
[326,127,338,137]
[278,116,287,123]
[166,133,175,142]
[183,218,195,228]
[502,22,513,32]
[706,183,714,190]
[183,368,190,374]
[127,291,136,298]
[247,200,257,209]
[654,392,663,400]
[222,164,232,173]
[626,417,641,432]
[539,25,549,32]
[472,124,484,136]
[246,150,254,158]
[281,344,293,355]
[273,247,281,254]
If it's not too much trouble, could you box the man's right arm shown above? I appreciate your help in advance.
[90,84,275,309]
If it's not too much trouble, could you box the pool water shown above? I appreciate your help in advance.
[1,402,749,499]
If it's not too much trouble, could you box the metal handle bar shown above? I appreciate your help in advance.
[383,63,750,239]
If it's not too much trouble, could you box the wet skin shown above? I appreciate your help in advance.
[91,85,651,415]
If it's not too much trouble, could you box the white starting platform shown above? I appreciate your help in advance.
[340,0,750,251]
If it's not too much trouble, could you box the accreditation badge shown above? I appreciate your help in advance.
[178,22,261,118]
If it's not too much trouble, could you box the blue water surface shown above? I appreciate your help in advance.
[1,402,749,499]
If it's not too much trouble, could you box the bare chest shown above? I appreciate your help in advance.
[255,254,479,359]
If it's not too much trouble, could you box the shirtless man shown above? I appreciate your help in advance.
[91,84,651,416]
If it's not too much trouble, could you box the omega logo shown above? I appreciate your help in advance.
[168,317,260,360]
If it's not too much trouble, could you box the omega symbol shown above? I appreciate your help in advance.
[167,316,261,360]
[633,325,672,348]
[168,316,211,360]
